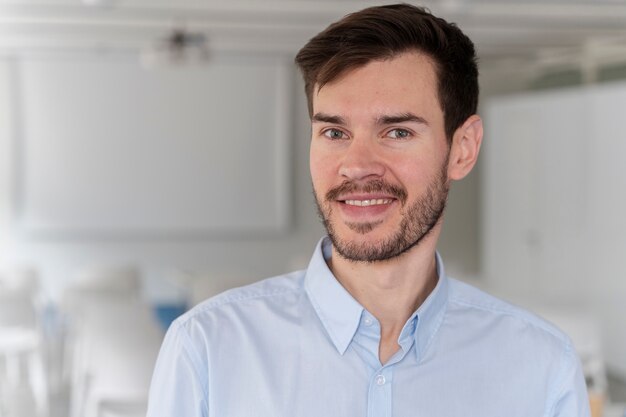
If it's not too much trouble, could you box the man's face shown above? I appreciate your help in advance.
[310,52,452,262]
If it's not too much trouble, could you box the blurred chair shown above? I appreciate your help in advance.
[59,265,141,384]
[0,266,40,296]
[0,268,48,417]
[61,265,140,314]
[72,265,140,294]
[69,298,163,417]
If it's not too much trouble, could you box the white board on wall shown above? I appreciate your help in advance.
[12,55,291,237]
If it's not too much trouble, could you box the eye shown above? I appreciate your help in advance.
[386,128,412,139]
[323,128,348,140]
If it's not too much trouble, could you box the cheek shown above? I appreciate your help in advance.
[309,145,334,187]
[392,159,441,190]
[394,157,428,177]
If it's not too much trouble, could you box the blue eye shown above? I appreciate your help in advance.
[387,128,411,139]
[323,129,347,140]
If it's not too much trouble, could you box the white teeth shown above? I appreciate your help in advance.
[344,199,392,206]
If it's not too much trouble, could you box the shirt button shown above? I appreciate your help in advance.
[375,374,386,385]
[363,317,373,326]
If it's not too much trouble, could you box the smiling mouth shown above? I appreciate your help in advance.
[343,199,394,207]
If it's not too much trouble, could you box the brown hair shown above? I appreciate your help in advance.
[294,3,479,142]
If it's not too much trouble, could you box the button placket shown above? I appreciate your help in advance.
[367,368,393,417]
[375,374,386,385]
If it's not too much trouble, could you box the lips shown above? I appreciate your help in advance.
[335,194,396,222]
[326,179,408,205]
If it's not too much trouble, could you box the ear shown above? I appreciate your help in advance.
[447,115,483,181]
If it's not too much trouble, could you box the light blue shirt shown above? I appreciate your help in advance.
[147,237,590,417]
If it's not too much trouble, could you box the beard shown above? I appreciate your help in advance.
[314,162,449,263]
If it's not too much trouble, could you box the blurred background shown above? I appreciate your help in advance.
[0,0,625,416]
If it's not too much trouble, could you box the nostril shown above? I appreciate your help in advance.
[338,164,386,180]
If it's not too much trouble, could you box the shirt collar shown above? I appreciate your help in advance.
[411,251,449,362]
[304,236,449,359]
[304,237,363,355]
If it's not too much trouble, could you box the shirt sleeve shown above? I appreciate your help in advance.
[146,319,209,417]
[549,345,591,417]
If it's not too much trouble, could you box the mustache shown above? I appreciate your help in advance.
[325,179,408,205]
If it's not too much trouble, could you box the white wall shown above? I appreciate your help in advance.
[0,60,14,266]
[484,82,626,377]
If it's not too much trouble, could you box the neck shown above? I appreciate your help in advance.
[328,233,440,365]
[328,231,440,339]
[329,235,439,364]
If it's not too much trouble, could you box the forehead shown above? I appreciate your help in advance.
[312,52,441,118]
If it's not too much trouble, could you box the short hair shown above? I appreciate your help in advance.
[294,3,479,142]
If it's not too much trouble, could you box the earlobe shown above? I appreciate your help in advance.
[447,115,483,181]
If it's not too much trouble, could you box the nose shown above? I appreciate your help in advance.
[338,137,385,181]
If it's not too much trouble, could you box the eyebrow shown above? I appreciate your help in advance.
[312,113,346,125]
[311,112,429,127]
[377,113,429,126]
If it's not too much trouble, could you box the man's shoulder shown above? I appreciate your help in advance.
[173,270,307,330]
[446,278,574,349]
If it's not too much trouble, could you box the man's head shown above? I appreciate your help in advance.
[295,3,479,142]
[296,4,482,262]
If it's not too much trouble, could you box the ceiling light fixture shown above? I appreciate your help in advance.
[140,28,210,69]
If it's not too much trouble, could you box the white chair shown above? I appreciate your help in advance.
[0,266,40,296]
[71,266,140,294]
[59,265,142,390]
[61,265,140,315]
[69,298,163,417]
[0,289,48,417]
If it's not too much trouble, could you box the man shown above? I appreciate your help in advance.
[147,4,590,416]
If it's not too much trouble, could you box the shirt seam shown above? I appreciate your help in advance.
[182,287,301,323]
[175,320,210,401]
[544,343,575,417]
[448,296,570,344]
